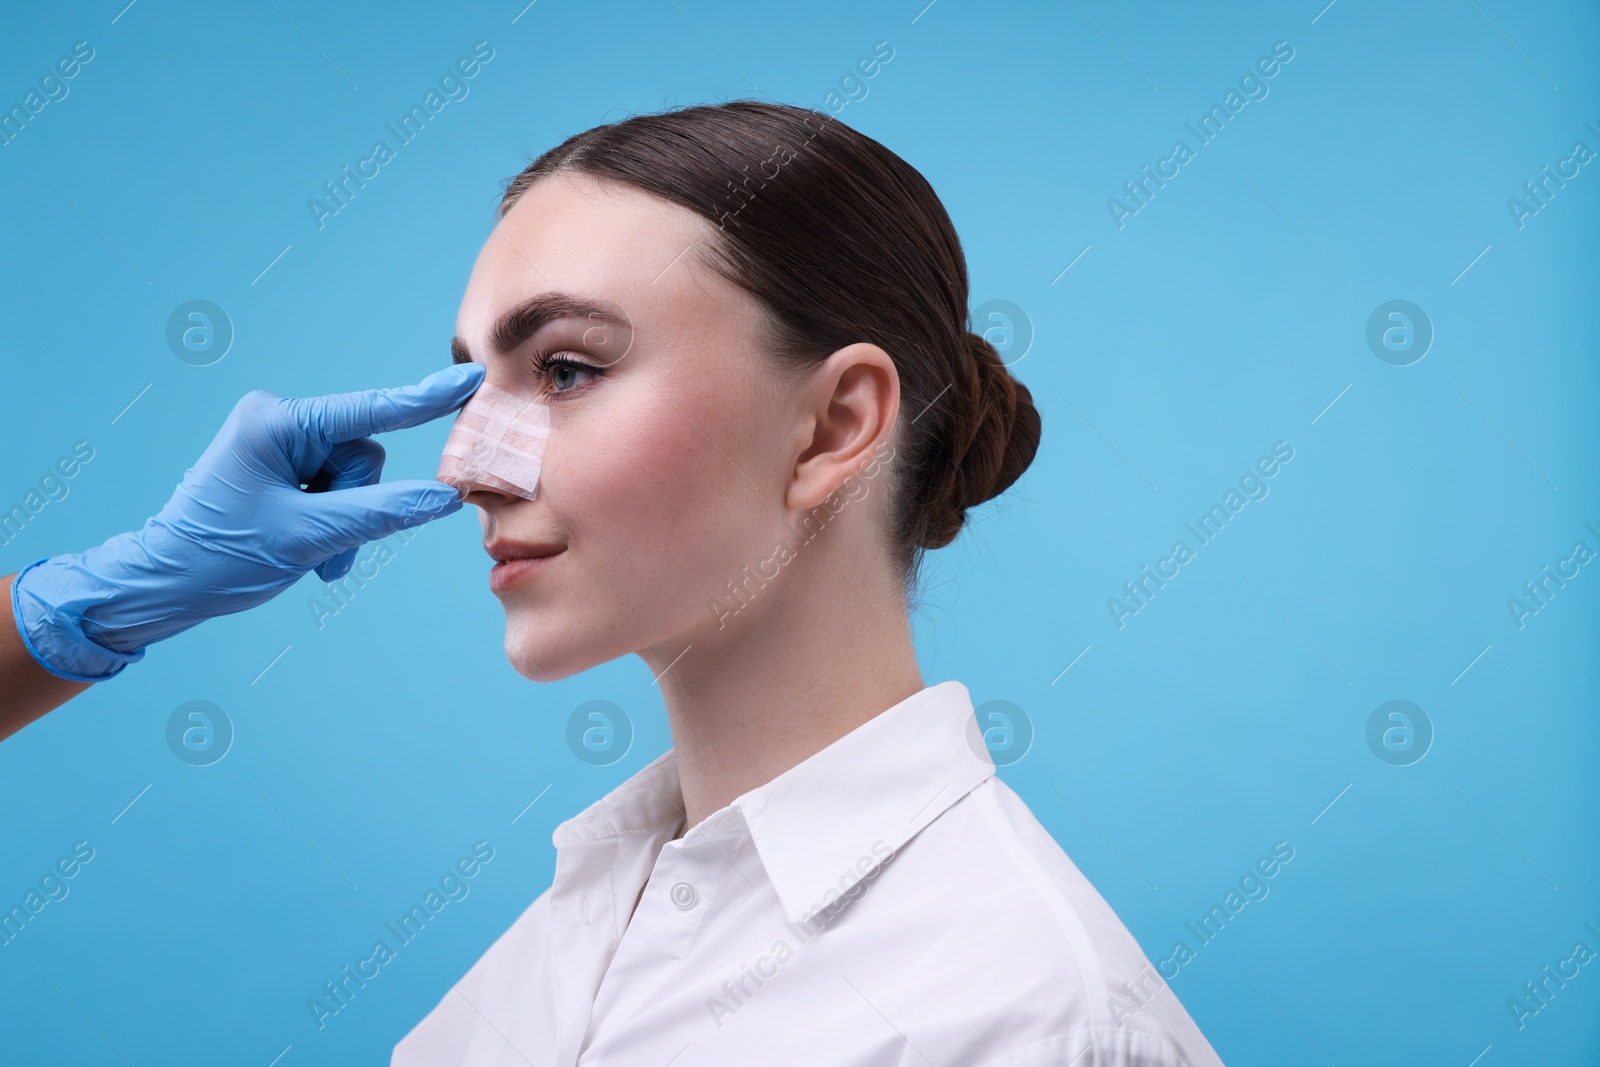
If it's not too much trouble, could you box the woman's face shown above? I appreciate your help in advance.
[451,172,805,681]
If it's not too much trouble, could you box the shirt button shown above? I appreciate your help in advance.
[669,882,697,909]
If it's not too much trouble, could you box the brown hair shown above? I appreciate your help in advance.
[499,100,1040,589]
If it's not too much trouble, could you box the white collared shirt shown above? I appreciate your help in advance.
[393,681,1225,1066]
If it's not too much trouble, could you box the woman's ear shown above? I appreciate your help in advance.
[787,343,899,513]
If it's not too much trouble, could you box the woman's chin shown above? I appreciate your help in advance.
[502,625,602,684]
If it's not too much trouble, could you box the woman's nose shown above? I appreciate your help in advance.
[462,483,537,511]
[436,381,551,503]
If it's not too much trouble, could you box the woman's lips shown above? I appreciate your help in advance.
[489,550,564,594]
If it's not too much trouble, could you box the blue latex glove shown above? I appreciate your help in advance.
[11,362,485,682]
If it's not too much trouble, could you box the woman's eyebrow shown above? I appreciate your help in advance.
[451,292,629,364]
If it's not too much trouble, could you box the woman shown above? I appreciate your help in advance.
[3,101,1223,1066]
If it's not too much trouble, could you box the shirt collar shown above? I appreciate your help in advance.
[552,681,995,927]
[551,747,684,848]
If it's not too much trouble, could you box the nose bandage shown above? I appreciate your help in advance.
[436,381,550,502]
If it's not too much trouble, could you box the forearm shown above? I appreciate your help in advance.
[1,573,92,740]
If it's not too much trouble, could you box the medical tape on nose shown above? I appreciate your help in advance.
[436,381,551,502]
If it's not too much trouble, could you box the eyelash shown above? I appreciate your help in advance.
[528,347,604,396]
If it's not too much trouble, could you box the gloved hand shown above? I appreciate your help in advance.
[10,361,485,682]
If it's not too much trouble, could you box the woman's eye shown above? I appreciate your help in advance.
[550,363,593,392]
[533,353,601,395]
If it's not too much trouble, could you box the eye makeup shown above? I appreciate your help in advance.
[527,347,605,397]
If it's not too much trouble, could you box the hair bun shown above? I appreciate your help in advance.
[916,330,1042,550]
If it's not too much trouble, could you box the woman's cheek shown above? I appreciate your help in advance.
[568,406,700,533]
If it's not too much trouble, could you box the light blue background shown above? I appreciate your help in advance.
[2,1,1597,1064]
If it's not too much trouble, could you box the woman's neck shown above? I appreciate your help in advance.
[644,542,926,834]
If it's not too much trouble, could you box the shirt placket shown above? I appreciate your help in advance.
[547,835,624,1067]
[548,822,684,1067]
[576,831,733,1064]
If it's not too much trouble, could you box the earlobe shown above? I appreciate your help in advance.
[786,343,899,513]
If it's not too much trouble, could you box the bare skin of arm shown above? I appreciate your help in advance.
[0,573,91,741]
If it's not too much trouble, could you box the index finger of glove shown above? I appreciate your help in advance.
[280,362,485,449]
